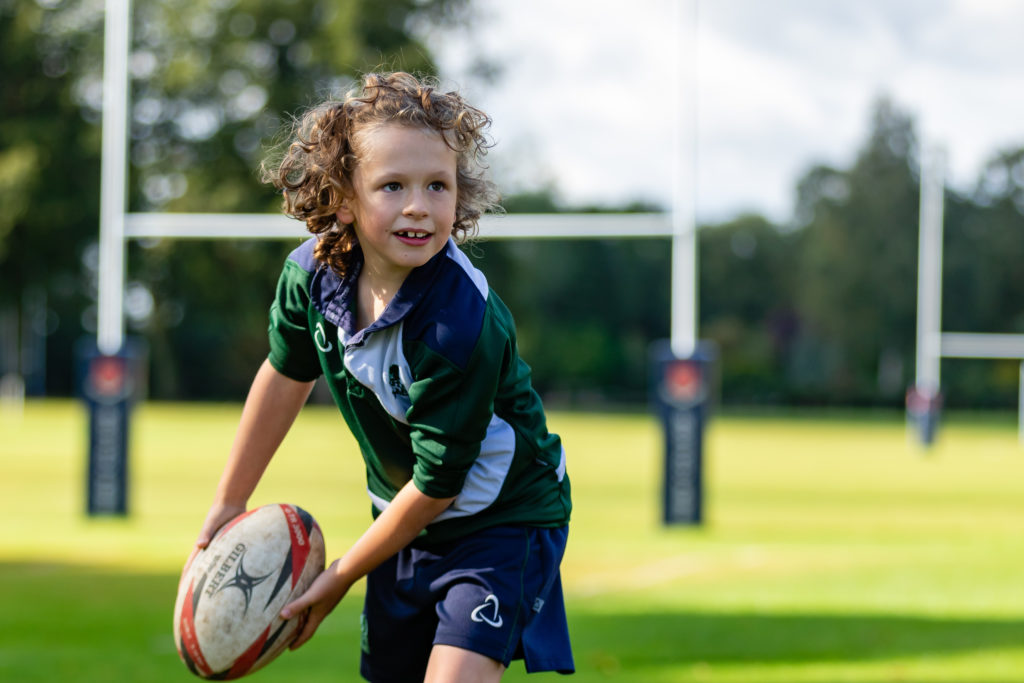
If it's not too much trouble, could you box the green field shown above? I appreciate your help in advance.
[3,400,1024,682]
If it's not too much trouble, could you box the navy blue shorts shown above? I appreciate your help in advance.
[359,525,573,682]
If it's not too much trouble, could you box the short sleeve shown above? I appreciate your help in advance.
[267,259,322,382]
[405,309,510,499]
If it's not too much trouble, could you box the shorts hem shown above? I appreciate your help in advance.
[524,657,576,675]
[433,633,511,666]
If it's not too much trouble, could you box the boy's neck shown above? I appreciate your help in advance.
[356,267,407,331]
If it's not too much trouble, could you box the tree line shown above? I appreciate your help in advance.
[3,0,1023,409]
[496,99,1024,410]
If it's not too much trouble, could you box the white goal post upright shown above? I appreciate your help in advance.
[97,0,131,356]
[670,0,698,359]
[914,145,945,400]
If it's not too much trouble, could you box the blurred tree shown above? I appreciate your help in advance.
[0,0,476,398]
[470,231,671,406]
[7,0,1024,409]
[941,147,1024,407]
[790,97,921,404]
[0,1,101,395]
[698,214,799,404]
[950,147,1024,334]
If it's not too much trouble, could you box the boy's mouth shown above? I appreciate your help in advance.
[394,230,432,244]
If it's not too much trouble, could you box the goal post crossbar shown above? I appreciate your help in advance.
[934,333,1024,445]
[939,333,1024,360]
[123,212,676,241]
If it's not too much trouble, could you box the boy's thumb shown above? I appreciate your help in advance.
[281,598,304,620]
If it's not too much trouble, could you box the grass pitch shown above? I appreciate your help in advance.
[3,400,1024,681]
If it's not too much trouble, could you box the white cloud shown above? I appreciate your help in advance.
[431,0,1024,222]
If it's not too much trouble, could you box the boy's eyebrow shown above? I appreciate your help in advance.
[366,166,456,181]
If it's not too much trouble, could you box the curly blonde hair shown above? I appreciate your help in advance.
[264,71,499,278]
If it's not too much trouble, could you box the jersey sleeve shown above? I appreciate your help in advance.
[404,306,511,499]
[267,259,322,382]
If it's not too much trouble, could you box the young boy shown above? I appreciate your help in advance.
[193,72,573,682]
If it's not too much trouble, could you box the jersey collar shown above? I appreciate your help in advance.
[310,240,454,343]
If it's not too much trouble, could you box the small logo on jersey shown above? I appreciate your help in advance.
[313,321,333,353]
[388,365,408,398]
[470,594,503,628]
[360,612,370,654]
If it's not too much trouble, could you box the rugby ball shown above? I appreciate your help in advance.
[173,503,326,679]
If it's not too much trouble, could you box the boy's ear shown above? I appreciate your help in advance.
[336,198,355,225]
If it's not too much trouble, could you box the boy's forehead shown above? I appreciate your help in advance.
[355,123,456,163]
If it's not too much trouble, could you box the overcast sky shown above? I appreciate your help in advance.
[428,0,1024,223]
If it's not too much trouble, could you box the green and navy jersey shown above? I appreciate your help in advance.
[267,238,571,546]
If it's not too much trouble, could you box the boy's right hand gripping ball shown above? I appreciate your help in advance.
[173,503,326,679]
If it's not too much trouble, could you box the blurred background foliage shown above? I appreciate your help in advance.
[2,0,1024,409]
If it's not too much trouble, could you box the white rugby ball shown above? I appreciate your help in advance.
[173,503,326,679]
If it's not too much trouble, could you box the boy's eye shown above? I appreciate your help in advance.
[428,181,446,192]
[383,182,401,192]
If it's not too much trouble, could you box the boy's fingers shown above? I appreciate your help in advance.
[195,504,247,551]
[280,597,304,620]
[281,568,333,619]
[280,560,344,649]
[289,610,322,650]
[281,583,320,619]
[194,522,217,549]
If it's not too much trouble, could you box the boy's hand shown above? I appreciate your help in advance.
[276,482,453,651]
[281,559,350,650]
[177,501,246,597]
[195,501,247,550]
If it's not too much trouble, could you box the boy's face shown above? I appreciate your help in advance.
[338,123,458,285]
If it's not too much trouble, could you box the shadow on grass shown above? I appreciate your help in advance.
[569,607,1024,667]
[3,563,1024,682]
[0,563,364,683]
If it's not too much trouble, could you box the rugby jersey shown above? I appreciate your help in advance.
[267,237,571,546]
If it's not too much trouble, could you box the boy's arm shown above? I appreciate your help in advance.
[195,359,316,549]
[282,481,455,649]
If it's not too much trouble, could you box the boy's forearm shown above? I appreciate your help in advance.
[331,481,455,591]
[214,359,315,506]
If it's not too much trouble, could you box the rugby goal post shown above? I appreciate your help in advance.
[97,0,699,358]
[913,144,1024,445]
[93,0,706,519]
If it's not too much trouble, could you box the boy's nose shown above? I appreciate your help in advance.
[403,190,429,218]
